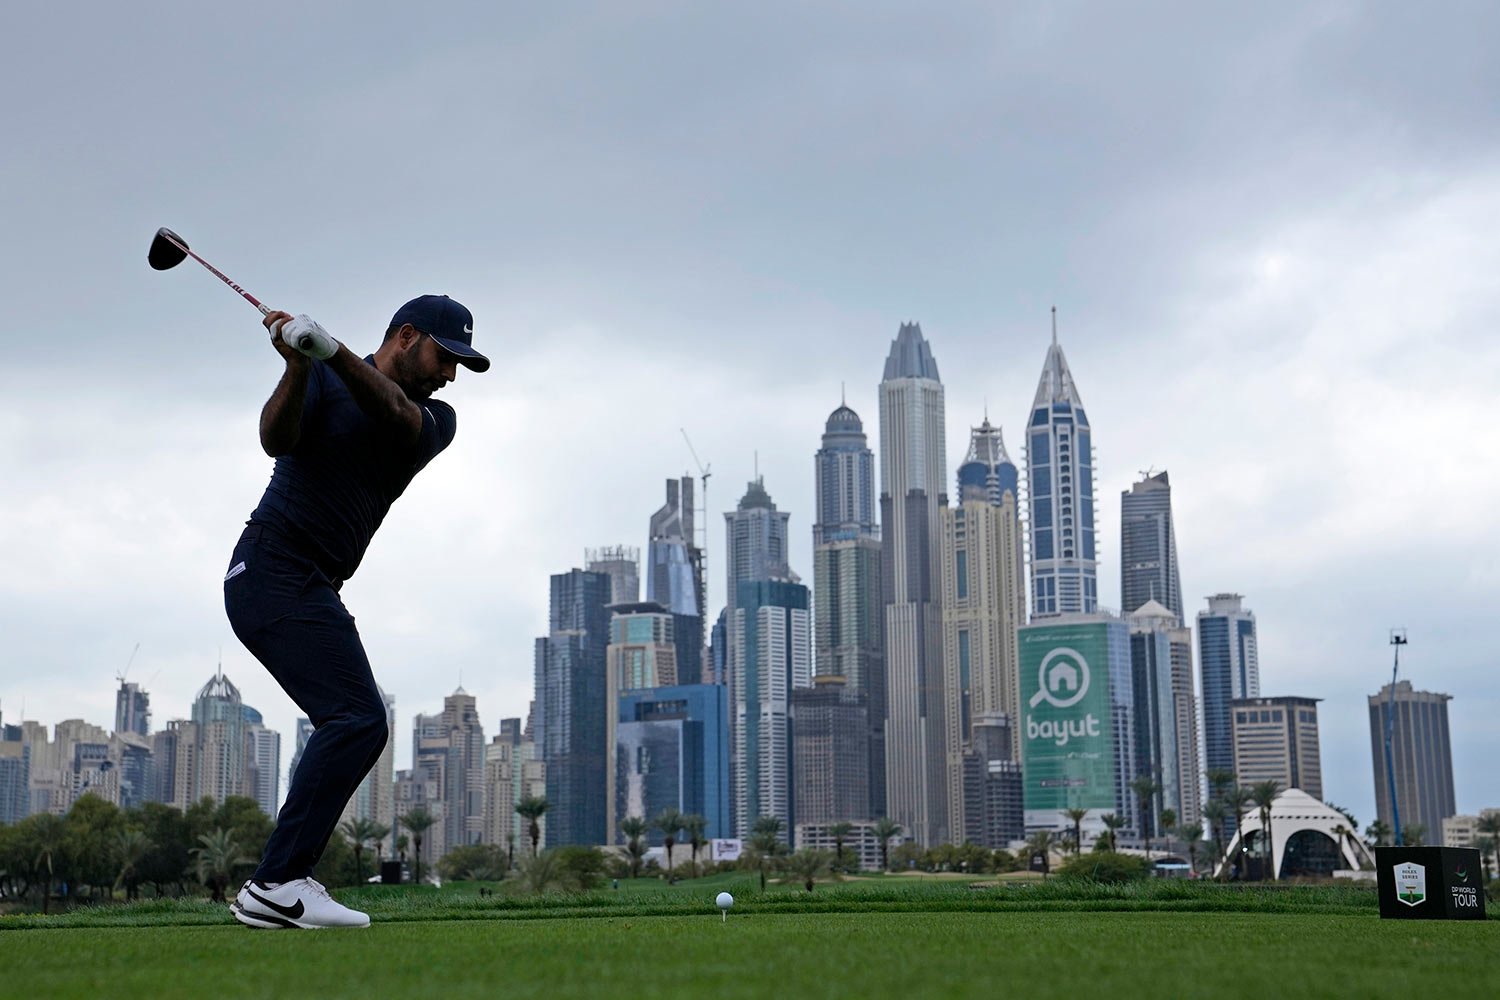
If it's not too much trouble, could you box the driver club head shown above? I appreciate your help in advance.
[148,227,189,270]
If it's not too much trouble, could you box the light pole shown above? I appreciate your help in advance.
[1383,629,1407,847]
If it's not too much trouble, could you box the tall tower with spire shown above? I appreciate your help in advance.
[878,321,949,846]
[813,397,885,819]
[1025,310,1098,618]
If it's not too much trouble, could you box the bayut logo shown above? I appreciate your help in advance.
[1395,862,1426,907]
[1026,647,1101,747]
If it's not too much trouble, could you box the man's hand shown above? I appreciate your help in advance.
[263,310,306,366]
[281,314,340,361]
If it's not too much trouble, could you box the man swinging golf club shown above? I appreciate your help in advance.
[224,295,489,929]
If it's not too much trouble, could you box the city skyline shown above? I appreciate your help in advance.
[3,4,1498,832]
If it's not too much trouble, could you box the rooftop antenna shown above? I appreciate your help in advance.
[1383,629,1408,846]
[841,381,846,406]
[1051,305,1058,347]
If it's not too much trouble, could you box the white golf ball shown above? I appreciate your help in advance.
[716,891,734,910]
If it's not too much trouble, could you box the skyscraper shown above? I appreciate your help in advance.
[414,688,486,853]
[1121,471,1182,620]
[534,568,612,846]
[616,685,731,841]
[1198,593,1259,778]
[1232,696,1322,799]
[878,321,949,846]
[243,717,281,819]
[587,545,641,605]
[1368,681,1456,841]
[192,671,246,805]
[648,479,705,684]
[812,399,885,817]
[339,689,396,834]
[941,417,1025,841]
[1128,602,1182,841]
[731,578,811,841]
[791,675,872,826]
[115,681,151,739]
[604,601,679,841]
[1025,315,1098,618]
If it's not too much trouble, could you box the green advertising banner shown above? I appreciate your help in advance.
[1019,621,1116,812]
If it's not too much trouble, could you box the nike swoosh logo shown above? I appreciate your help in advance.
[463,324,472,334]
[247,888,305,920]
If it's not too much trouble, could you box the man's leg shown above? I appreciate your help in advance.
[223,529,386,924]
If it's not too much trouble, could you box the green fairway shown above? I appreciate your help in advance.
[3,910,1498,999]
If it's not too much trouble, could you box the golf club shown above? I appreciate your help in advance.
[148,227,321,353]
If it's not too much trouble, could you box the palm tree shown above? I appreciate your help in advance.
[1250,780,1281,880]
[113,828,151,902]
[872,817,902,872]
[682,814,708,878]
[1227,786,1254,878]
[30,814,66,914]
[370,823,392,865]
[786,848,832,892]
[1402,823,1427,847]
[653,808,684,877]
[1179,822,1204,876]
[1099,814,1125,852]
[193,828,251,903]
[1365,819,1392,849]
[1023,830,1056,876]
[826,821,855,873]
[1206,769,1237,805]
[516,796,550,858]
[1158,808,1178,852]
[619,816,649,878]
[1477,814,1500,882]
[1201,802,1228,875]
[1476,837,1497,882]
[399,807,437,885]
[340,817,380,885]
[750,815,784,890]
[1130,777,1161,857]
[1064,807,1090,856]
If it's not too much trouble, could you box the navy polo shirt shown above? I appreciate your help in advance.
[248,355,457,584]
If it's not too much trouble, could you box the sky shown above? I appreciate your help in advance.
[3,2,1497,831]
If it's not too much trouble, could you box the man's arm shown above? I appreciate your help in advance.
[324,345,423,447]
[259,310,312,457]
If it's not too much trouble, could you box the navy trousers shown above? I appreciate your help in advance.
[223,523,389,883]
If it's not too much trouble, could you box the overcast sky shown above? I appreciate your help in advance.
[3,2,1496,829]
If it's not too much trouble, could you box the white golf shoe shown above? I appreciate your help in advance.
[231,877,370,929]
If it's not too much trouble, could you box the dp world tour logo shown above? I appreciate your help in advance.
[1395,862,1426,907]
[1029,647,1092,709]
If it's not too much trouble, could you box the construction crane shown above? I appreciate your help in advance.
[681,429,712,615]
[116,642,141,685]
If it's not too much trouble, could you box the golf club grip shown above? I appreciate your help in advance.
[297,334,315,351]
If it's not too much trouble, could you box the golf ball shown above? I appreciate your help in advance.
[716,891,734,910]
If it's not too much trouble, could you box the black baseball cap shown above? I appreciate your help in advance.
[390,294,490,373]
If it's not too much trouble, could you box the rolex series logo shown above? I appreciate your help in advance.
[1395,862,1426,907]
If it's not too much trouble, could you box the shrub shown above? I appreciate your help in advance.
[1055,851,1152,884]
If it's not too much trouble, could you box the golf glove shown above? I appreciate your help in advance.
[281,314,339,361]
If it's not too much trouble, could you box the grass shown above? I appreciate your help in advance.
[2,911,1497,999]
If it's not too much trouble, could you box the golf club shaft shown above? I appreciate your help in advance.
[156,230,270,316]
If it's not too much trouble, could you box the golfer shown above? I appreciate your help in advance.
[223,295,488,929]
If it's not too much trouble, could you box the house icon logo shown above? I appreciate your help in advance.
[1029,647,1092,709]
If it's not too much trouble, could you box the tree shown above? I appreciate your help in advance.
[1365,819,1392,848]
[193,828,252,903]
[1206,769,1237,805]
[786,848,832,891]
[516,796,550,858]
[114,828,152,901]
[554,845,608,891]
[1098,814,1125,852]
[437,844,507,881]
[1159,808,1178,852]
[873,818,902,872]
[65,795,125,898]
[1402,823,1427,847]
[827,821,855,873]
[1250,780,1281,880]
[619,816,648,879]
[1477,814,1500,883]
[1130,777,1161,857]
[681,814,707,878]
[399,807,437,885]
[1179,822,1204,876]
[653,808,684,877]
[1056,851,1151,884]
[1201,802,1228,877]
[1064,807,1090,856]
[1023,829,1056,876]
[25,814,69,914]
[132,801,193,898]
[370,823,392,864]
[749,815,785,890]
[340,817,381,885]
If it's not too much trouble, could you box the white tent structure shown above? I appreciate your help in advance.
[1215,788,1373,879]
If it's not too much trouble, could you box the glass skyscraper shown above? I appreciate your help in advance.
[1025,318,1097,618]
[1197,593,1259,778]
[1368,681,1456,841]
[812,399,885,818]
[1121,471,1181,619]
[878,322,949,847]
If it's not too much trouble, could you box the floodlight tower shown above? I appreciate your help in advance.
[1383,628,1408,847]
